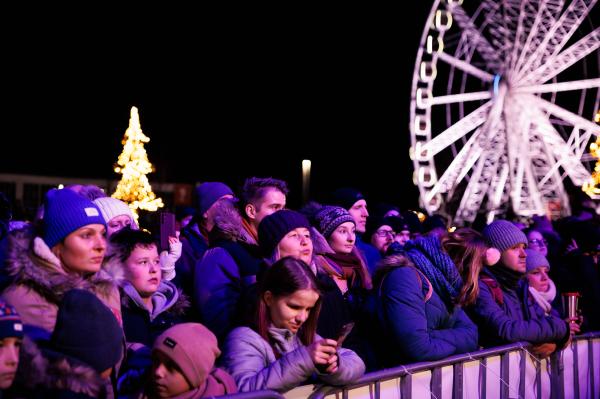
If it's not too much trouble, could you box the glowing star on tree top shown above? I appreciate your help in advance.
[112,106,163,221]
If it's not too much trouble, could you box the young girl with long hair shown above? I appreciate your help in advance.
[221,256,365,393]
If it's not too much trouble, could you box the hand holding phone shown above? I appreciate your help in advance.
[160,212,176,252]
[335,322,355,348]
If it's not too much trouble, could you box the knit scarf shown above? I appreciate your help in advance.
[528,280,557,315]
[404,235,462,310]
[324,252,363,287]
[486,265,524,291]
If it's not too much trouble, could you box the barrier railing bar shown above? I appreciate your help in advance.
[549,351,563,399]
[500,352,509,399]
[589,338,595,399]
[431,367,442,399]
[453,362,463,399]
[480,357,487,399]
[401,373,412,399]
[535,354,541,399]
[215,390,285,399]
[573,341,580,399]
[302,332,600,399]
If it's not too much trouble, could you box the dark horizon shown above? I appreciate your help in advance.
[1,4,435,211]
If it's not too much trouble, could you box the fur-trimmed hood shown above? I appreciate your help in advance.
[120,281,190,318]
[4,228,120,306]
[11,336,106,398]
[210,199,257,245]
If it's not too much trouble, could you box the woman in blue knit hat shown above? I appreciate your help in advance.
[1,188,121,334]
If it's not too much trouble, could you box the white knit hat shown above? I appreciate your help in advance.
[93,197,136,225]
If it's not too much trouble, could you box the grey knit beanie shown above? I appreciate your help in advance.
[482,220,528,253]
[525,249,550,273]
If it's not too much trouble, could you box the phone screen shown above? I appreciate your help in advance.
[336,322,355,348]
[160,212,176,251]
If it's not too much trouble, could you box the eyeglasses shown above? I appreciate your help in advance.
[375,230,396,238]
[529,239,548,247]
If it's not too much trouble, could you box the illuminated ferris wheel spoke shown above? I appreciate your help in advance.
[535,95,600,133]
[528,104,592,184]
[425,129,483,202]
[410,0,598,224]
[516,78,600,94]
[522,29,600,84]
[512,0,565,77]
[417,101,491,158]
[428,91,492,106]
[438,52,495,82]
[453,101,507,223]
[447,3,503,71]
[516,0,597,80]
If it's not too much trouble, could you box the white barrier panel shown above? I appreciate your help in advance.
[411,370,432,398]
[462,360,480,399]
[257,333,600,399]
[379,378,401,399]
[523,353,551,399]
[484,355,502,398]
[441,365,453,398]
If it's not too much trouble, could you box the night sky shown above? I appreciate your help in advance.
[2,5,435,210]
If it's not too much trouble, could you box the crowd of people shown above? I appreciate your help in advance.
[0,177,597,398]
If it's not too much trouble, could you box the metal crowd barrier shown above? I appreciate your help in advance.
[217,332,600,399]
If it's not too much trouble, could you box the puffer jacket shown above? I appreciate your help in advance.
[222,326,365,393]
[2,228,121,334]
[193,202,261,343]
[375,255,478,366]
[467,268,569,348]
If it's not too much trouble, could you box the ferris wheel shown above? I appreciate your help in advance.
[410,0,600,226]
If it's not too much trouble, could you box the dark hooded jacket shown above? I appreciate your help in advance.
[193,201,262,343]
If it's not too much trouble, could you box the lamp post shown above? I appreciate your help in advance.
[302,160,311,205]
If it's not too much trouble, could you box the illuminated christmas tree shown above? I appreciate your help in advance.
[582,110,600,199]
[112,106,163,221]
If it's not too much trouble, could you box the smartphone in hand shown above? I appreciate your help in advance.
[159,212,176,251]
[335,322,355,348]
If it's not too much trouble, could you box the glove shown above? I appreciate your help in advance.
[160,237,182,281]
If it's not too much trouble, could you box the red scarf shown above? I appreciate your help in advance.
[324,252,363,287]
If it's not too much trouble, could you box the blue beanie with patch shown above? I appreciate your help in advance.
[43,189,106,248]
